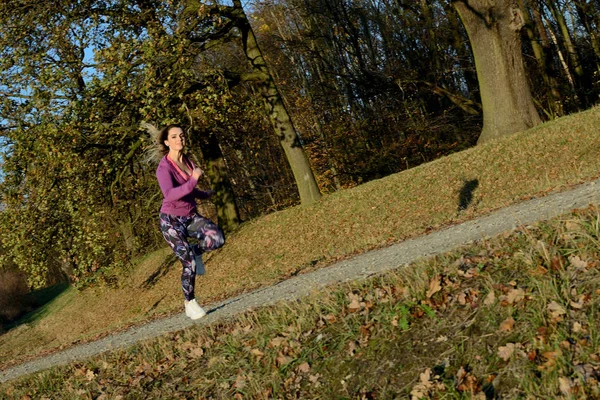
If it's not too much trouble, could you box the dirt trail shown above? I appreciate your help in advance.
[2,178,599,383]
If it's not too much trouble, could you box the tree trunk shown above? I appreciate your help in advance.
[442,2,480,98]
[232,0,322,205]
[549,0,584,77]
[452,0,542,144]
[518,0,561,117]
[572,0,600,76]
[530,0,563,115]
[195,131,241,234]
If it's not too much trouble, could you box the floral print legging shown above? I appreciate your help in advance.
[159,213,225,301]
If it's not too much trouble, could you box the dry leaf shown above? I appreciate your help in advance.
[86,369,95,381]
[547,301,566,319]
[233,375,246,389]
[309,373,321,387]
[269,337,286,347]
[569,255,588,269]
[572,322,583,333]
[348,341,358,356]
[570,295,585,310]
[457,374,481,393]
[297,362,310,373]
[499,317,515,332]
[483,290,496,306]
[505,288,525,305]
[410,368,433,400]
[426,276,442,298]
[348,297,361,313]
[498,343,515,361]
[457,291,467,305]
[456,366,467,381]
[250,349,264,357]
[538,351,561,371]
[558,377,571,395]
[276,354,291,367]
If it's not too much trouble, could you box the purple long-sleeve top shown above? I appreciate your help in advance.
[156,154,211,216]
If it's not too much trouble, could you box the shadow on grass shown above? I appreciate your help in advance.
[2,282,70,333]
[458,178,479,212]
[140,253,178,290]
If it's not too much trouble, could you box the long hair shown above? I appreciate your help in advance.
[141,122,183,165]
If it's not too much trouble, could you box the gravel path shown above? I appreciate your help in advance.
[2,178,600,383]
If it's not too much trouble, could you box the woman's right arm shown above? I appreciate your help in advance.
[156,164,198,201]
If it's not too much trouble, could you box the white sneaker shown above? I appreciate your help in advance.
[185,299,207,320]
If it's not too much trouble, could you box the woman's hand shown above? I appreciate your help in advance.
[192,167,203,180]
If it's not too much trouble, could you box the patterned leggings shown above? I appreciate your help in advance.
[159,213,225,301]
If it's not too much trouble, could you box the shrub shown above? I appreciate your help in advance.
[0,269,32,324]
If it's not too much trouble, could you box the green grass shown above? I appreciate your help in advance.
[2,204,600,399]
[1,106,600,380]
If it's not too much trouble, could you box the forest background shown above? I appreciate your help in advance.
[0,0,598,293]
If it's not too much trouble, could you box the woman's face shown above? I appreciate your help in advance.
[164,127,185,151]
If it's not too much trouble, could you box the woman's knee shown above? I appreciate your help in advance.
[209,228,225,250]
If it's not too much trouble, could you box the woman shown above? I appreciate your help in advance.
[154,124,225,320]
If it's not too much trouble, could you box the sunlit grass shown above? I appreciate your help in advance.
[1,106,600,372]
[3,205,600,398]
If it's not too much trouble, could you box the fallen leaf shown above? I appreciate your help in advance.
[86,369,95,381]
[456,366,467,381]
[269,337,286,347]
[558,377,571,395]
[426,276,442,298]
[499,317,515,332]
[250,349,264,357]
[276,354,291,367]
[457,374,481,393]
[297,362,310,373]
[572,322,582,333]
[348,296,361,313]
[410,368,433,400]
[550,256,564,271]
[565,220,581,231]
[233,375,246,389]
[348,341,358,356]
[309,373,321,387]
[538,351,561,371]
[570,295,585,310]
[483,290,496,306]
[569,255,588,269]
[547,301,566,320]
[498,343,515,361]
[505,288,525,305]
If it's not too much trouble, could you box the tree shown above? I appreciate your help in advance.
[452,0,542,144]
[230,0,322,205]
[183,0,322,205]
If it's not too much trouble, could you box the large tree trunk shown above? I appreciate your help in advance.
[232,0,322,205]
[195,131,241,234]
[452,0,542,144]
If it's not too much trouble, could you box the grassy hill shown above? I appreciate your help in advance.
[1,106,599,379]
[2,181,600,398]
